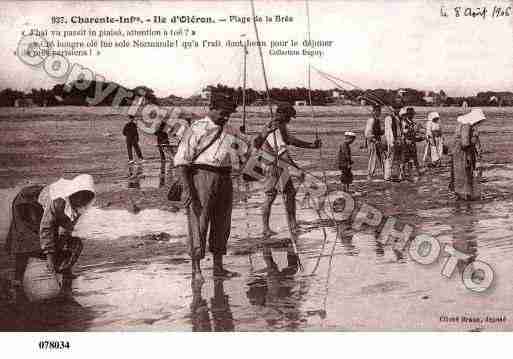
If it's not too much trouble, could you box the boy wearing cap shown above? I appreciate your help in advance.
[260,102,321,237]
[338,132,356,192]
[174,93,247,282]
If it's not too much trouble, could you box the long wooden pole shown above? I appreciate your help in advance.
[242,39,247,132]
[250,0,302,270]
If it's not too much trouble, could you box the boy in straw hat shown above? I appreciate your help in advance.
[338,131,357,192]
[449,108,486,200]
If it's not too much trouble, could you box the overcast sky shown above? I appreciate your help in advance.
[1,0,512,97]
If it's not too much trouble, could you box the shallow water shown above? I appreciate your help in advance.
[3,158,512,331]
[2,107,513,330]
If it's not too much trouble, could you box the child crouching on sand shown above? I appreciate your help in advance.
[338,131,356,192]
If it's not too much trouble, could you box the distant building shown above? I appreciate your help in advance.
[397,89,407,97]
[423,93,434,105]
[423,90,445,106]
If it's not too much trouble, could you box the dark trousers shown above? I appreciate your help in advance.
[187,168,233,259]
[126,140,143,161]
[158,146,166,161]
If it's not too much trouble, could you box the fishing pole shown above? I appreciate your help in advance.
[304,0,332,279]
[250,0,303,270]
[239,34,254,272]
[303,0,346,284]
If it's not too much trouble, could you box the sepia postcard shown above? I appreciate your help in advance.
[0,0,512,342]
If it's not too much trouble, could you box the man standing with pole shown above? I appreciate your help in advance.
[261,102,321,237]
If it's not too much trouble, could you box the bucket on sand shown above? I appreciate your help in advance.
[23,257,62,302]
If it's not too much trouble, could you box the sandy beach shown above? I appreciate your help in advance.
[1,106,512,331]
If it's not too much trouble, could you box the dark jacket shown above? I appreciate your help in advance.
[338,142,352,169]
[155,122,169,145]
[123,121,139,142]
[5,185,45,254]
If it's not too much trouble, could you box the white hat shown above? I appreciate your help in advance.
[399,107,407,116]
[49,174,96,200]
[428,112,440,122]
[457,108,486,126]
[344,131,356,137]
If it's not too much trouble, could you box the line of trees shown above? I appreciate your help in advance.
[0,82,158,107]
[1,82,512,107]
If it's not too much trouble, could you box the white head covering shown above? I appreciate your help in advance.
[427,112,440,122]
[457,108,486,126]
[344,131,356,137]
[46,174,96,221]
[399,107,407,116]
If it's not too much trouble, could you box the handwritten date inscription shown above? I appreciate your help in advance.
[440,5,511,19]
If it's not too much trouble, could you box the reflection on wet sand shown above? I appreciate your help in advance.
[245,247,311,330]
[1,151,513,331]
[0,297,95,331]
[126,160,175,190]
[190,279,235,332]
[127,164,143,189]
[449,204,479,277]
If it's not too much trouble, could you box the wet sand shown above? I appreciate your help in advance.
[0,106,512,331]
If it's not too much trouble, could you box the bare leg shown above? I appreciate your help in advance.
[262,190,278,236]
[192,259,204,283]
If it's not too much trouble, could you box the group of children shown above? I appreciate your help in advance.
[337,104,446,193]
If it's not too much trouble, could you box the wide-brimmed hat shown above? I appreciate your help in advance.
[457,108,486,126]
[399,107,408,116]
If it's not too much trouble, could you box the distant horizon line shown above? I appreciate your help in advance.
[2,84,513,99]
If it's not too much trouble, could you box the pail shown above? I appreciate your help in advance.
[23,257,62,302]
